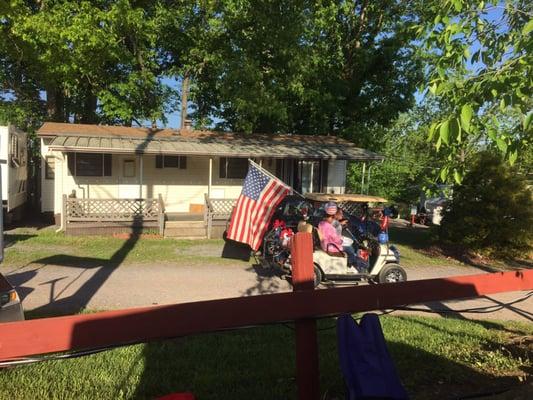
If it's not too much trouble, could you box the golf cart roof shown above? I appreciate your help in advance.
[304,193,388,203]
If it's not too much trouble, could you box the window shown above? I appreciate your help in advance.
[45,156,55,179]
[123,160,135,177]
[219,157,248,179]
[10,135,19,167]
[155,155,187,169]
[68,153,112,177]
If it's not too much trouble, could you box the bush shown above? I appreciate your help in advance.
[439,152,533,258]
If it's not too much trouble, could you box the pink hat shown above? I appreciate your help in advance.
[325,202,337,216]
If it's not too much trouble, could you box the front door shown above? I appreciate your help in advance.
[118,156,140,198]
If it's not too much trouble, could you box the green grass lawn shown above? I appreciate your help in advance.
[3,225,464,270]
[0,315,530,400]
[3,227,247,267]
[385,226,462,268]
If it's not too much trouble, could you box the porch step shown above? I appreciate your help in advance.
[164,220,207,238]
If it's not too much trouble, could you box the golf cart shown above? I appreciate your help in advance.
[262,193,407,287]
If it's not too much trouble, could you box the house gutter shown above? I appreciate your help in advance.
[47,146,384,162]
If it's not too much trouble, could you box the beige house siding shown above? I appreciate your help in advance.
[43,152,249,214]
[40,138,57,213]
[40,145,348,215]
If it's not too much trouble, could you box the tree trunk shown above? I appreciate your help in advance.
[46,86,65,122]
[180,73,190,129]
[80,92,97,124]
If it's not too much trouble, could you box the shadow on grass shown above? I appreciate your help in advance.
[388,225,433,251]
[389,225,531,273]
[60,275,531,399]
[3,233,37,248]
[28,231,141,315]
[102,323,526,400]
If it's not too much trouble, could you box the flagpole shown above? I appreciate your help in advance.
[248,159,306,199]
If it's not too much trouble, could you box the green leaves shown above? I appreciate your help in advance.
[522,19,533,36]
[496,137,508,153]
[460,104,473,133]
[453,169,462,184]
[440,119,450,145]
[440,166,449,182]
[428,122,438,141]
[509,149,518,166]
[420,0,532,171]
[524,112,532,132]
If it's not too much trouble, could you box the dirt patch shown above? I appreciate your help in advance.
[175,243,224,257]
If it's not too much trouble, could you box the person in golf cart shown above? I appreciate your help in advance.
[318,202,358,267]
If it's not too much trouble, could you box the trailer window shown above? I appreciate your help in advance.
[10,135,20,167]
[219,158,248,179]
[68,153,112,177]
[155,155,187,169]
[45,156,55,179]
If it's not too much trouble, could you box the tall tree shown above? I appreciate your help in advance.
[1,0,173,127]
[180,0,422,141]
[414,0,533,182]
[347,98,451,202]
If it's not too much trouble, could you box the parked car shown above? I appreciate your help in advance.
[0,273,24,322]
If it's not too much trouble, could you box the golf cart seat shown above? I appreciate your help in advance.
[319,230,347,258]
[306,223,346,257]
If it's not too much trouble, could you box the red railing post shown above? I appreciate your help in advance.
[291,232,320,400]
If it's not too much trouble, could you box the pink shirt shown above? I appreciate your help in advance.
[318,220,343,252]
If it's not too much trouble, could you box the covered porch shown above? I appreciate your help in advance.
[40,123,383,237]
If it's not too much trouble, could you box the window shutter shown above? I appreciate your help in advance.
[104,154,112,176]
[219,157,227,178]
[67,153,75,176]
[179,156,187,169]
[156,155,163,168]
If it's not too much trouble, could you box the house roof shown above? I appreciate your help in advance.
[38,122,383,161]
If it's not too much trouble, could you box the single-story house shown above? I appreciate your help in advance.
[38,122,382,237]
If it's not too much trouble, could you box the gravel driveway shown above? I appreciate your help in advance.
[3,259,531,323]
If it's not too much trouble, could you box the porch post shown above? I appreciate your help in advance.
[208,157,213,198]
[139,154,143,199]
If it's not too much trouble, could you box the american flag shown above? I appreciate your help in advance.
[226,161,291,250]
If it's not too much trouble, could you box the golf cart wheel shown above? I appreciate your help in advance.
[378,264,407,284]
[313,264,323,288]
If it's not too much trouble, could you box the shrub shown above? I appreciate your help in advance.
[439,151,533,258]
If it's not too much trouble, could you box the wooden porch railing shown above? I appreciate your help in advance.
[204,194,237,239]
[63,195,166,235]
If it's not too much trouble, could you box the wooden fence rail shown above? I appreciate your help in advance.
[63,195,165,234]
[1,269,531,361]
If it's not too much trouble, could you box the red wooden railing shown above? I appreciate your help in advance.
[1,233,532,399]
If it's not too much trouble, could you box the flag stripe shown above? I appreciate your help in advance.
[239,196,253,243]
[250,184,284,249]
[225,162,290,250]
[251,185,288,249]
[227,195,245,240]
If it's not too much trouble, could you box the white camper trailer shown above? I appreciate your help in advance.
[0,125,28,222]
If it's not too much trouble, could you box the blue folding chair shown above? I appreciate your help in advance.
[337,313,409,399]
